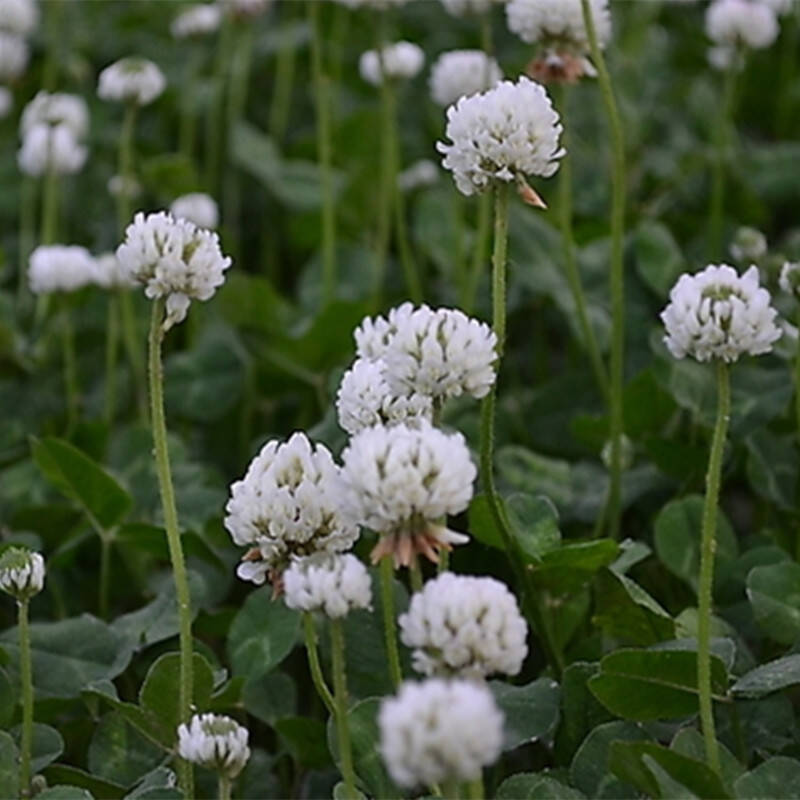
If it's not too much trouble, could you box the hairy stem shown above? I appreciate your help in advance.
[18,599,33,800]
[330,618,358,799]
[303,612,335,715]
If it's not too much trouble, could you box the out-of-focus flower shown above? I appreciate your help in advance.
[170,193,219,229]
[20,92,90,138]
[661,264,781,363]
[225,432,359,588]
[92,252,138,290]
[706,0,779,49]
[18,122,88,177]
[440,0,505,16]
[97,57,166,106]
[780,262,800,299]
[379,678,504,788]
[0,32,28,81]
[758,0,793,16]
[339,422,475,567]
[730,226,768,262]
[116,211,232,330]
[360,41,425,86]
[332,0,410,8]
[399,573,528,678]
[0,547,45,601]
[0,0,39,35]
[284,553,373,618]
[177,714,250,779]
[397,159,440,192]
[28,245,96,294]
[438,76,564,201]
[107,174,142,200]
[171,3,222,38]
[429,50,503,107]
[217,0,272,18]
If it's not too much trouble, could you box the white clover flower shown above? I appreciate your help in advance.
[506,0,611,51]
[661,264,781,363]
[706,0,779,49]
[430,50,503,108]
[28,245,97,294]
[336,358,433,436]
[759,0,794,15]
[379,679,504,788]
[399,573,528,679]
[218,0,272,18]
[438,76,564,199]
[339,422,475,566]
[0,0,38,35]
[171,3,221,38]
[284,553,372,618]
[0,86,11,119]
[440,0,504,17]
[177,714,250,779]
[97,57,166,106]
[0,31,28,81]
[20,91,89,138]
[707,44,744,72]
[730,226,768,262]
[354,301,417,361]
[17,122,88,177]
[92,252,138,290]
[332,0,410,8]
[170,193,219,229]
[107,174,142,200]
[115,212,232,330]
[360,41,425,86]
[780,262,800,299]
[225,432,359,588]
[398,159,440,192]
[0,548,45,600]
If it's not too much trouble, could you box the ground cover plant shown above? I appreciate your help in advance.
[1,0,800,798]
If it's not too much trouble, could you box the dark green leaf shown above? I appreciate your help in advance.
[490,678,561,751]
[497,773,585,799]
[557,662,614,762]
[734,757,800,799]
[42,765,125,800]
[35,788,95,800]
[732,655,800,698]
[634,221,685,297]
[276,717,332,769]
[505,493,561,561]
[10,723,63,773]
[242,672,297,725]
[88,712,165,787]
[0,667,13,727]
[0,731,19,798]
[747,562,800,645]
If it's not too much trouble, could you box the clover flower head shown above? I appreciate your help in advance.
[225,432,359,588]
[730,226,767,263]
[28,245,97,294]
[284,553,372,618]
[706,0,779,49]
[438,76,564,198]
[360,41,425,86]
[97,57,166,105]
[20,91,89,138]
[430,50,503,108]
[0,0,39,35]
[170,193,219,229]
[336,358,433,436]
[506,0,611,52]
[661,263,781,363]
[398,159,440,192]
[0,548,45,600]
[0,31,27,81]
[440,0,504,17]
[400,573,528,678]
[107,174,142,200]
[177,714,250,779]
[92,252,138,290]
[115,211,232,330]
[379,678,504,788]
[171,3,222,37]
[780,262,800,299]
[17,122,88,177]
[339,422,475,566]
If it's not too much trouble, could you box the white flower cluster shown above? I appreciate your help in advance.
[780,262,800,299]
[438,76,564,197]
[98,57,166,106]
[218,0,272,17]
[284,553,372,618]
[730,226,767,262]
[430,50,503,108]
[399,573,528,678]
[93,252,138,290]
[397,159,439,192]
[379,679,504,788]
[115,211,232,330]
[0,30,27,81]
[0,0,37,82]
[170,193,219,229]
[0,548,45,600]
[360,41,425,86]
[661,264,781,363]
[706,0,779,50]
[21,91,89,137]
[171,3,221,38]
[760,0,794,15]
[440,0,504,17]
[0,0,39,35]
[225,433,359,586]
[28,245,97,294]
[177,713,250,778]
[506,0,612,51]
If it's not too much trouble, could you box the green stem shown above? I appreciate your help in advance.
[218,774,231,800]
[18,599,33,800]
[303,612,335,715]
[41,0,63,91]
[61,302,79,434]
[467,776,484,800]
[379,554,402,688]
[581,0,626,540]
[104,294,120,425]
[777,7,799,138]
[444,779,461,800]
[148,300,195,799]
[709,60,738,262]
[120,290,147,421]
[179,47,204,159]
[206,10,234,193]
[268,6,298,143]
[698,361,729,775]
[463,192,491,314]
[99,534,111,620]
[409,557,423,593]
[480,10,493,59]
[17,177,36,305]
[556,85,609,401]
[40,166,59,246]
[330,619,358,800]
[373,13,393,306]
[796,308,800,475]
[394,158,424,302]
[116,103,138,233]
[309,0,338,306]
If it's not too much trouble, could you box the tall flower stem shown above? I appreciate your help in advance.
[268,5,298,143]
[462,193,491,313]
[99,534,112,619]
[556,85,609,401]
[698,360,729,775]
[104,294,120,425]
[41,166,59,246]
[179,47,205,159]
[218,775,232,800]
[17,177,36,306]
[117,103,138,231]
[61,299,79,434]
[709,61,738,261]
[148,299,195,799]
[309,0,338,306]
[302,612,335,715]
[581,0,626,540]
[379,554,402,688]
[18,598,33,800]
[467,776,484,800]
[330,618,357,800]
[206,10,234,194]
